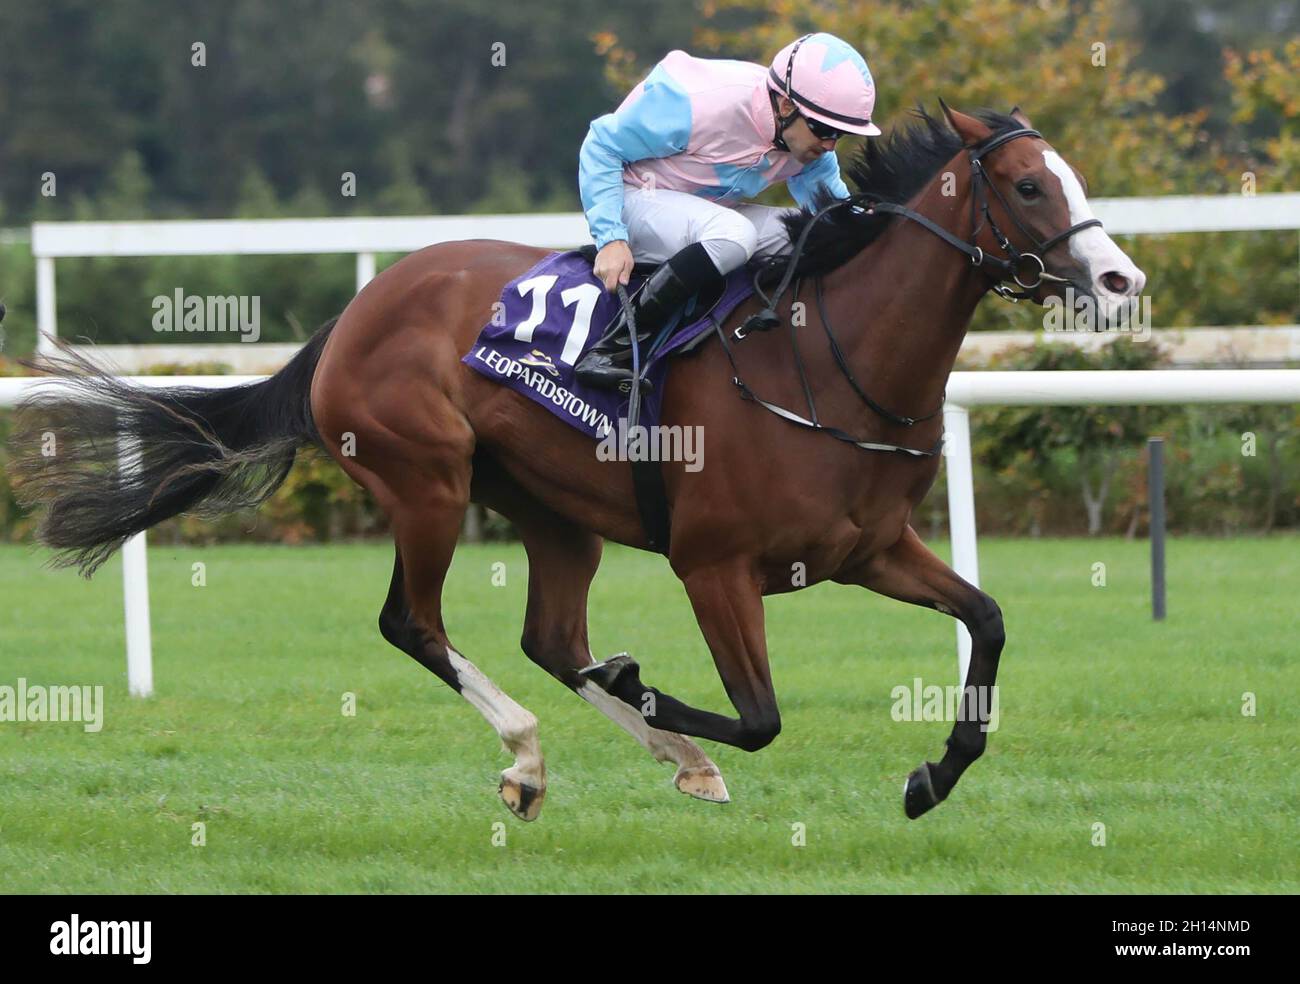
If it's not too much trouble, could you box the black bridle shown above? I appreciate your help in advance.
[721,127,1104,457]
[873,126,1102,302]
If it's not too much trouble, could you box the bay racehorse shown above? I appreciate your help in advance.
[12,104,1144,822]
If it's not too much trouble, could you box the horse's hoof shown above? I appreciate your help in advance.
[578,652,637,693]
[903,762,942,820]
[674,764,730,803]
[499,768,546,822]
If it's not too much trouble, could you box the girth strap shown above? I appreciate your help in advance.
[713,316,944,458]
[616,283,673,554]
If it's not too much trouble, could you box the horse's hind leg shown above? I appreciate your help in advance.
[512,505,729,803]
[380,502,547,822]
[844,525,1005,820]
[581,559,783,753]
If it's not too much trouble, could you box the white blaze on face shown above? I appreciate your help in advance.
[1041,150,1146,316]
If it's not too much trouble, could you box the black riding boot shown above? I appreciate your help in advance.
[575,242,724,391]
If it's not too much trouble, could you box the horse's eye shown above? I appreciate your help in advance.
[1016,180,1040,199]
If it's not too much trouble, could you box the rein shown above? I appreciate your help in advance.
[725,126,1102,458]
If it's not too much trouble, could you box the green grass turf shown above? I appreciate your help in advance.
[0,536,1296,893]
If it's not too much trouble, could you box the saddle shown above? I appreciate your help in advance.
[577,244,727,357]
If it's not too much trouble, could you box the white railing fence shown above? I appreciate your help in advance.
[941,370,1300,681]
[28,192,1300,352]
[6,192,1300,692]
[5,369,1300,695]
[31,214,591,354]
[0,376,255,696]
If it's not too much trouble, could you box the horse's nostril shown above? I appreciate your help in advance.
[1101,271,1130,294]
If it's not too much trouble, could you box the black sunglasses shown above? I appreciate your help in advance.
[803,114,849,142]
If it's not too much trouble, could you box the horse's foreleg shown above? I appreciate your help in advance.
[513,509,729,803]
[848,525,1005,819]
[581,560,781,754]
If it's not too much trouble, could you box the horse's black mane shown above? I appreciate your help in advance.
[756,105,1023,284]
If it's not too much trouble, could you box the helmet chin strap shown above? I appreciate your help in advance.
[772,33,812,152]
[770,89,800,151]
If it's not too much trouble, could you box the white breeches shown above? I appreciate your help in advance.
[620,186,796,273]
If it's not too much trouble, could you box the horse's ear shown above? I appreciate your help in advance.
[939,98,993,147]
[1009,105,1034,128]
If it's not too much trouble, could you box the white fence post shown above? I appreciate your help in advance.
[116,432,153,697]
[943,404,980,685]
[355,251,376,293]
[36,255,57,354]
[121,532,153,697]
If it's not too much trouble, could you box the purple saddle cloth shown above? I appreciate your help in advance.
[462,249,755,439]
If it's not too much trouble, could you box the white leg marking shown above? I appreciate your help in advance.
[447,647,544,780]
[577,680,711,768]
[578,677,730,802]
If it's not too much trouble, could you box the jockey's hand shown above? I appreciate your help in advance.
[594,240,634,293]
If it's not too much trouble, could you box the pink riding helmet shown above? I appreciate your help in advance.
[768,33,882,137]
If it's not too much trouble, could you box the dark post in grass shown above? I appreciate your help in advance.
[1148,437,1166,621]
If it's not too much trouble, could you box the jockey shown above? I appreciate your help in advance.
[574,32,882,390]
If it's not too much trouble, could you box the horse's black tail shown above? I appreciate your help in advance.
[10,318,338,576]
